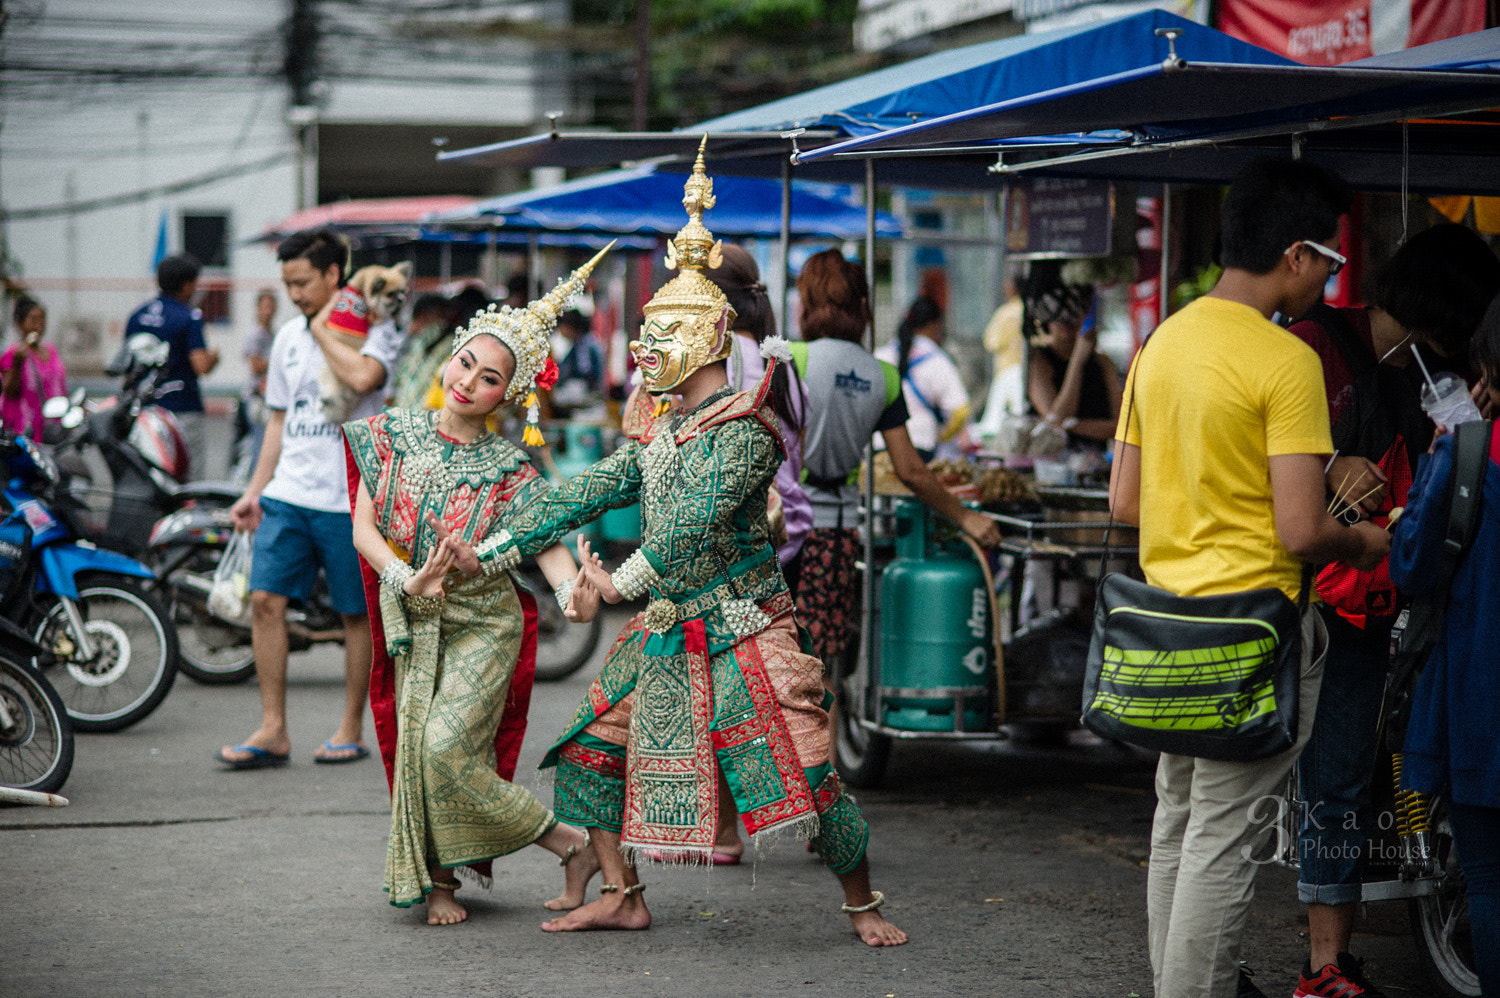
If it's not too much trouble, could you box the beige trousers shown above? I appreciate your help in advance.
[1147,608,1328,998]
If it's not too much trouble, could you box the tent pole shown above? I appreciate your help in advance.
[780,156,793,337]
[529,232,542,298]
[859,156,877,730]
[1158,183,1172,328]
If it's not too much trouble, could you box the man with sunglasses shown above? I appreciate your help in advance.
[1285,223,1500,998]
[1111,159,1390,998]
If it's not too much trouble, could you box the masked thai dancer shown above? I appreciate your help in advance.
[455,144,907,946]
[343,253,611,925]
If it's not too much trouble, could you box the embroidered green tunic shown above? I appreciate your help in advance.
[483,386,870,870]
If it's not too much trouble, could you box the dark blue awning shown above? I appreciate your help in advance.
[427,167,902,240]
[799,27,1500,162]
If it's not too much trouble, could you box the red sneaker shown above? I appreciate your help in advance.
[1293,953,1387,997]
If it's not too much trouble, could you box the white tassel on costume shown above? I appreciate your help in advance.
[758,334,793,363]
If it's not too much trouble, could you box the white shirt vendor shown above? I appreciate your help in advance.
[262,315,405,513]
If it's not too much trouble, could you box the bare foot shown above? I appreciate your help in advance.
[540,893,650,932]
[543,837,601,911]
[427,887,467,926]
[849,910,907,947]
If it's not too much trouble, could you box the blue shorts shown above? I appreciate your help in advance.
[249,497,368,616]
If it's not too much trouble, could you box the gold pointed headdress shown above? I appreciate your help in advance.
[633,138,735,394]
[452,241,613,444]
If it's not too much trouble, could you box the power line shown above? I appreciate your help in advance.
[4,152,294,221]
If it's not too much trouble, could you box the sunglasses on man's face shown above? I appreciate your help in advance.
[1287,239,1346,276]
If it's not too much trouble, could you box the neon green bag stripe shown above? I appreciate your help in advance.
[1101,636,1276,679]
[1090,688,1278,731]
[1108,606,1281,641]
[1099,657,1273,689]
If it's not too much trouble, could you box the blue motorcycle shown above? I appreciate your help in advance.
[1,430,177,733]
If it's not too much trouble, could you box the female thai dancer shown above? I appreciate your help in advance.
[344,254,608,925]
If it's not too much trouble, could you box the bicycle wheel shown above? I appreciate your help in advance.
[33,576,179,732]
[0,653,74,794]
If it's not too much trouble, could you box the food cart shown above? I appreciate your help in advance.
[833,456,1137,788]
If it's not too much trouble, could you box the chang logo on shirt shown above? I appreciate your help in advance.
[834,369,871,396]
[286,396,340,438]
[135,300,166,328]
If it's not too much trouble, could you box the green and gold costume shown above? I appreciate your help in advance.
[346,409,556,907]
[484,384,870,873]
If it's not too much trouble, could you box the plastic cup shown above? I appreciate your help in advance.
[1419,374,1483,428]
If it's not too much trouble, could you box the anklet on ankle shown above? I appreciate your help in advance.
[622,883,646,897]
[840,890,884,914]
[558,829,591,867]
[598,883,620,894]
[430,879,462,893]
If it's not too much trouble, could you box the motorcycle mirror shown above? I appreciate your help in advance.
[70,386,85,407]
[127,333,169,368]
[42,396,71,420]
[60,408,85,430]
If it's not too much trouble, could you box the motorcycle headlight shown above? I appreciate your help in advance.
[21,438,59,485]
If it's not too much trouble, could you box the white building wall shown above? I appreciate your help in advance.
[1,0,563,387]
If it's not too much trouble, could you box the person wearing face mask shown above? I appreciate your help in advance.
[345,253,607,927]
[1022,263,1122,450]
[1284,222,1499,998]
[454,148,909,948]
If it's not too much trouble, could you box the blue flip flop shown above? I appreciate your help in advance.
[217,744,290,770]
[313,740,370,764]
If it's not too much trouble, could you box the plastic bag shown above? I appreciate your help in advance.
[207,530,254,625]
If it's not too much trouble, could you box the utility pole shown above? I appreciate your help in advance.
[284,0,321,209]
[632,0,649,130]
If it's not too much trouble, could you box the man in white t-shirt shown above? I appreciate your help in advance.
[217,228,405,770]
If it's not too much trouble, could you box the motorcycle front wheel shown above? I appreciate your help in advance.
[32,576,179,732]
[0,651,75,794]
[1409,802,1481,998]
[153,542,255,684]
[520,565,602,682]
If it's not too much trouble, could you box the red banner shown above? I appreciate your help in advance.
[1217,0,1487,66]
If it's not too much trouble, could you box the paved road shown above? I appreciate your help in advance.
[3,607,1439,997]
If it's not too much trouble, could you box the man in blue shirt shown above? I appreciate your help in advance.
[125,254,220,479]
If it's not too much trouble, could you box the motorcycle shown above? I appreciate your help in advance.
[0,427,177,732]
[43,335,239,684]
[0,617,74,795]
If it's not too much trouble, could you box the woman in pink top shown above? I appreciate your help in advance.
[1,297,67,438]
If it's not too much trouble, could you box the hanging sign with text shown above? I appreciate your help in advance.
[1005,178,1114,259]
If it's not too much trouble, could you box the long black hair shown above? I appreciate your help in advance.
[706,243,803,436]
[896,296,942,379]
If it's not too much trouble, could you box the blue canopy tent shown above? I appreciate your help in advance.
[436,10,1285,188]
[427,166,901,240]
[793,26,1500,196]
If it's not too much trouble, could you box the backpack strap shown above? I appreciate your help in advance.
[1439,419,1491,589]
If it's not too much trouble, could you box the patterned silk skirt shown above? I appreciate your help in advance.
[383,571,555,906]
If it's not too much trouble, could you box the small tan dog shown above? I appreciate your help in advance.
[317,261,411,423]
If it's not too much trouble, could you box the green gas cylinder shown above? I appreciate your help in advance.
[552,423,604,544]
[878,500,992,732]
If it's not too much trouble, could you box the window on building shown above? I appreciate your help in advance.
[181,211,231,324]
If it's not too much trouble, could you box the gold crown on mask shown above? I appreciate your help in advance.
[635,138,736,397]
[451,243,612,444]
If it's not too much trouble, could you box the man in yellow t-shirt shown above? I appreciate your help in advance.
[1109,160,1389,998]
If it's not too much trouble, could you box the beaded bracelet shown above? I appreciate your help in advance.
[380,559,415,591]
[554,579,575,614]
[475,529,521,578]
[611,549,660,601]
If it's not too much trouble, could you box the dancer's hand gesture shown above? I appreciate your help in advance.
[566,566,600,622]
[426,511,481,577]
[577,537,623,605]
[406,542,456,599]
